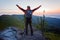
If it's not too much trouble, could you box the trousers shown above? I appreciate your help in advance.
[25,17,33,35]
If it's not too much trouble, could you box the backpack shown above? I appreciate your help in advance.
[25,10,32,18]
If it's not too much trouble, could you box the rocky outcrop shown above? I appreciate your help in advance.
[0,26,45,40]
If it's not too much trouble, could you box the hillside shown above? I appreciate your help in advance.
[0,15,60,30]
[0,15,60,40]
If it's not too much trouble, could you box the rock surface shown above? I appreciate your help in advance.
[0,26,45,40]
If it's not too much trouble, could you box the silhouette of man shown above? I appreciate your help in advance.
[16,4,41,36]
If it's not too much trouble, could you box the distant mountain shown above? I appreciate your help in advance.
[45,17,60,28]
[0,15,60,29]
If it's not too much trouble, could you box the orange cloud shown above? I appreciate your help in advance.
[0,9,60,16]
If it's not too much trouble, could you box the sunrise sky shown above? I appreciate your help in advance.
[0,0,60,18]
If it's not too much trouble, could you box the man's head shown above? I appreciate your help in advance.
[27,6,31,10]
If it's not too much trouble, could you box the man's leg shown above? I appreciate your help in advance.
[29,19,33,36]
[25,18,28,35]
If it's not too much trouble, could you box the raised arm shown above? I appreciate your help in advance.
[32,5,41,12]
[16,4,25,12]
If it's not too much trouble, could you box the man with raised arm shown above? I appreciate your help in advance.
[16,4,41,36]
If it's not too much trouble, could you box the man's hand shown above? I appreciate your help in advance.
[38,5,42,8]
[16,4,19,7]
[16,4,21,8]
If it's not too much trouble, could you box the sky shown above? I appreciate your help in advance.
[0,0,60,18]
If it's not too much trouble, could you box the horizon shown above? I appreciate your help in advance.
[0,13,60,19]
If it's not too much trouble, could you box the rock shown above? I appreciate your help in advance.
[0,38,4,40]
[0,26,46,40]
[20,31,45,40]
[0,26,23,40]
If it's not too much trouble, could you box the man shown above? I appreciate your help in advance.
[16,4,41,36]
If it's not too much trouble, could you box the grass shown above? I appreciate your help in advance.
[44,32,60,40]
[35,24,60,40]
